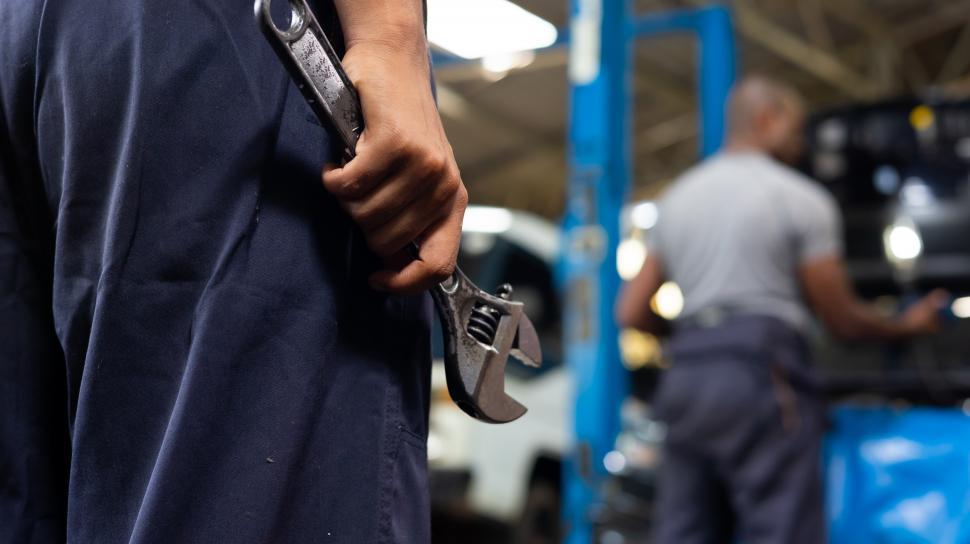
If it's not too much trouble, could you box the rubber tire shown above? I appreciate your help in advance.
[514,480,561,544]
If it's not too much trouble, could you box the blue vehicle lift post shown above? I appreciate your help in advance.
[562,3,735,541]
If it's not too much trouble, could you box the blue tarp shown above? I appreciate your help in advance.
[826,406,970,543]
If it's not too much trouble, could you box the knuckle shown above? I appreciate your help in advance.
[352,204,380,227]
[433,173,461,205]
[421,153,447,179]
[454,183,469,209]
[391,134,415,160]
[382,232,409,255]
[442,169,460,191]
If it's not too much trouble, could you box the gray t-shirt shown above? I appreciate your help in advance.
[651,151,843,331]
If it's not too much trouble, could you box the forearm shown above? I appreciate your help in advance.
[615,255,667,334]
[332,0,428,60]
[799,255,927,342]
[830,300,908,341]
[615,285,665,334]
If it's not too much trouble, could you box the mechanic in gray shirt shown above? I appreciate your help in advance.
[616,76,946,544]
[652,148,842,331]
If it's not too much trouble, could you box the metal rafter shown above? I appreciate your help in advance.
[796,0,835,51]
[937,23,970,84]
[821,0,960,91]
[683,0,883,98]
[437,83,558,148]
[438,0,970,219]
[894,0,970,46]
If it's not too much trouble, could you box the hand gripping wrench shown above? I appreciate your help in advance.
[255,0,542,423]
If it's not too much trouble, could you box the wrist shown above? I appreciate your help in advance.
[342,39,431,87]
[344,37,429,67]
[335,3,428,60]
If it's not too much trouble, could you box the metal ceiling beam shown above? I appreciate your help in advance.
[936,23,970,84]
[462,146,569,220]
[635,112,697,156]
[894,0,970,46]
[458,50,700,184]
[438,0,970,94]
[823,0,970,92]
[436,83,558,146]
[462,69,699,184]
[818,0,970,50]
[465,70,699,185]
[819,0,912,91]
[459,138,561,182]
[712,0,883,99]
[818,0,894,39]
[632,51,695,108]
[449,1,970,189]
[797,0,835,52]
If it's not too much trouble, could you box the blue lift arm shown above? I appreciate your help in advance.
[561,3,735,542]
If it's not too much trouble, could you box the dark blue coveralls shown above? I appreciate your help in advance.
[653,315,826,544]
[0,1,432,542]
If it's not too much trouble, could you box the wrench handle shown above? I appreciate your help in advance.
[255,0,363,155]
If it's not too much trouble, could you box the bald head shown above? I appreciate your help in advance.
[726,76,806,165]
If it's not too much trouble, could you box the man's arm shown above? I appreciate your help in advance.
[799,255,946,341]
[324,0,467,295]
[615,254,668,334]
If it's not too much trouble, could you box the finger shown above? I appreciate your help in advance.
[369,260,443,296]
[369,206,463,295]
[345,167,440,233]
[321,133,400,199]
[380,249,414,271]
[362,187,457,258]
[353,154,457,229]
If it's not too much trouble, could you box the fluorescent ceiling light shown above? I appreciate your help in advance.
[427,0,558,59]
[481,50,536,74]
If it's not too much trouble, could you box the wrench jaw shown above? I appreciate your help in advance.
[432,271,540,424]
[444,341,529,424]
[510,315,542,368]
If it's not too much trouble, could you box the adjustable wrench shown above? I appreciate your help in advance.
[255,0,542,423]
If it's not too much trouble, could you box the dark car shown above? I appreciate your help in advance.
[803,98,970,401]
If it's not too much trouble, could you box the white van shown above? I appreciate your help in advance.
[428,206,569,542]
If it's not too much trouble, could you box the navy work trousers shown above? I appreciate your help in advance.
[0,1,432,542]
[652,316,826,544]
